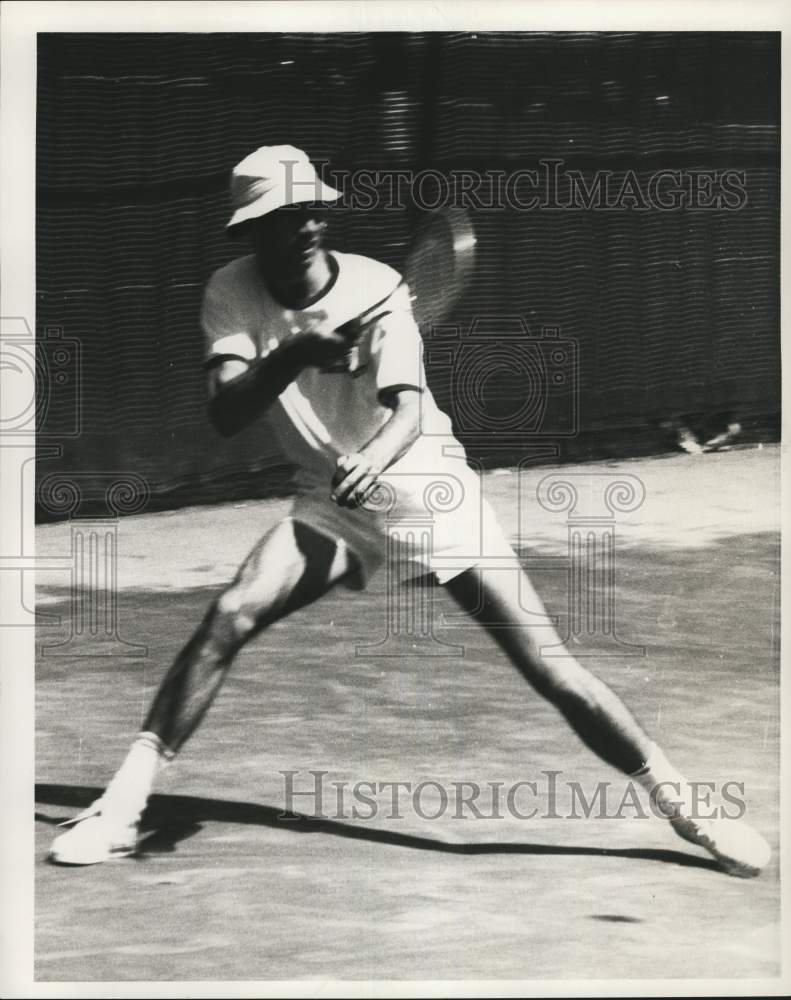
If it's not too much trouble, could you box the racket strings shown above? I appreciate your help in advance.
[404,223,464,330]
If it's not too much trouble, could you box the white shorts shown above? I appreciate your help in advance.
[290,468,520,588]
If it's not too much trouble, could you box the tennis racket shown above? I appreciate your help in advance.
[322,207,477,374]
[319,209,476,499]
[358,206,477,334]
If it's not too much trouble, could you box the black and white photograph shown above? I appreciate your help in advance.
[0,1,788,995]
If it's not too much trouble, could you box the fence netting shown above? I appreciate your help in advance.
[37,31,779,516]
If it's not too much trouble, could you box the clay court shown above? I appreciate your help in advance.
[34,446,780,983]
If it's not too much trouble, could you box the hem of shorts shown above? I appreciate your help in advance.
[284,514,369,591]
[434,562,478,586]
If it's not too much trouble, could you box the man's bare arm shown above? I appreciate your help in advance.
[331,389,422,508]
[207,337,308,438]
[208,326,356,438]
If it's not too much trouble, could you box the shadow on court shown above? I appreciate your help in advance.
[35,783,720,872]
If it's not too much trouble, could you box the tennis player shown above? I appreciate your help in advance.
[50,146,770,876]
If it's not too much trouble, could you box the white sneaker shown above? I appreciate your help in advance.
[677,426,704,454]
[49,799,139,865]
[702,422,742,453]
[670,814,771,878]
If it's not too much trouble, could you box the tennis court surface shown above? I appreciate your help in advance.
[35,446,780,982]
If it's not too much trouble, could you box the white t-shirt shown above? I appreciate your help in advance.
[201,251,466,497]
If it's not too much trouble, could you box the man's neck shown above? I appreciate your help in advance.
[262,251,337,310]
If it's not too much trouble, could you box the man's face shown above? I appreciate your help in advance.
[248,204,329,279]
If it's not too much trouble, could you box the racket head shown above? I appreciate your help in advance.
[402,207,477,331]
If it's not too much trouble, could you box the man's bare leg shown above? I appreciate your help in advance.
[144,518,354,751]
[444,564,651,774]
[444,563,771,877]
[49,518,355,864]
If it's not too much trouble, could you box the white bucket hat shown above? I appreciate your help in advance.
[226,144,341,233]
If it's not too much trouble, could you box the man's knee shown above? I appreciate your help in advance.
[214,586,271,646]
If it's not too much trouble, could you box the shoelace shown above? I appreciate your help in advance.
[56,798,104,828]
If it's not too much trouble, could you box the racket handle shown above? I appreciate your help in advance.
[356,307,394,333]
[321,278,408,373]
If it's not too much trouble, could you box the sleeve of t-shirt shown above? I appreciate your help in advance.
[201,270,257,369]
[369,283,425,403]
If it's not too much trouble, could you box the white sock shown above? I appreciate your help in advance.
[101,732,173,827]
[630,743,692,819]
